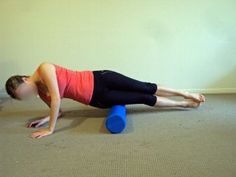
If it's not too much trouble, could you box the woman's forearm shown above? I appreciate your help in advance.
[48,98,61,132]
[44,110,62,122]
[41,98,62,119]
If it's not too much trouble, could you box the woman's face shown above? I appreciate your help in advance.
[15,78,37,100]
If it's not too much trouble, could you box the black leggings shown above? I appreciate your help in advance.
[89,70,158,109]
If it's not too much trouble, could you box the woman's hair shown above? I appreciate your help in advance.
[5,75,29,99]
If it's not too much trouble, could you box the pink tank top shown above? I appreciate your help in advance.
[36,64,94,105]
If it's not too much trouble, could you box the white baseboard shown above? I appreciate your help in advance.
[0,87,236,99]
[181,88,236,94]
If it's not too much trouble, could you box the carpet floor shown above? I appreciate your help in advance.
[0,94,235,177]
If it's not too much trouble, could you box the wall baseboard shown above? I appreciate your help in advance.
[181,88,236,94]
[0,88,236,99]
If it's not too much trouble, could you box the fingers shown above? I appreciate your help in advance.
[31,131,43,138]
[35,121,46,128]
[27,121,39,128]
[34,134,42,139]
[31,128,53,139]
[31,132,39,138]
[27,120,44,128]
[35,123,42,128]
[31,134,42,139]
[28,122,39,128]
[31,131,49,139]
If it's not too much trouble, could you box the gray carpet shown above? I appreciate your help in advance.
[0,94,235,177]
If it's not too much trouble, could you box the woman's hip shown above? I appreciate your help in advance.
[89,70,110,108]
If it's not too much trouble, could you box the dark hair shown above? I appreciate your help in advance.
[5,75,29,99]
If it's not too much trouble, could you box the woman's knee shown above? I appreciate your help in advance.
[144,95,157,106]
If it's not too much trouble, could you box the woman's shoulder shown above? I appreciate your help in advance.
[36,62,57,74]
[38,62,56,69]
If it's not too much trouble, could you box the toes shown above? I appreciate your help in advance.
[194,93,202,102]
[196,94,205,102]
[201,95,204,102]
[199,95,203,102]
[186,93,205,104]
[203,95,206,102]
[200,94,205,102]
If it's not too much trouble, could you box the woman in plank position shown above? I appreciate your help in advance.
[5,62,205,139]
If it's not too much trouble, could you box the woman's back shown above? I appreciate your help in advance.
[37,64,94,105]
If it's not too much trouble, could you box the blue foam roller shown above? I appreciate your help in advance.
[105,105,126,134]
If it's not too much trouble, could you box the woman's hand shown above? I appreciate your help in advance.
[31,128,53,139]
[27,116,49,128]
[26,111,62,128]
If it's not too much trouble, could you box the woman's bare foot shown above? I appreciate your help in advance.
[184,92,205,103]
[182,99,201,108]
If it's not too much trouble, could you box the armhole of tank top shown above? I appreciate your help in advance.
[38,63,58,101]
[38,86,51,101]
[52,64,57,75]
[39,93,49,102]
[36,67,42,81]
[37,66,47,84]
[36,67,46,99]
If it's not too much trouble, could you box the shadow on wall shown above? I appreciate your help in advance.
[203,11,236,93]
[206,67,236,92]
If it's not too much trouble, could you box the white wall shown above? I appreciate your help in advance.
[1,0,236,97]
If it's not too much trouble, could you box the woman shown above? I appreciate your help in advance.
[5,62,205,139]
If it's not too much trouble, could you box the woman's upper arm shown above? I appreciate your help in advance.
[38,63,60,100]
